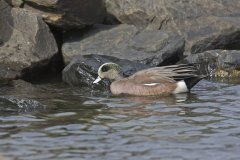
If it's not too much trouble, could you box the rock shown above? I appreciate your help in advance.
[0,95,45,112]
[62,54,149,89]
[0,0,58,81]
[181,17,240,54]
[20,0,106,29]
[5,0,23,7]
[104,0,167,30]
[183,50,240,78]
[104,0,240,54]
[0,79,45,112]
[62,24,185,66]
[0,0,13,44]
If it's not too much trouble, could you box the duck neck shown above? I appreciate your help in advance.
[112,74,123,81]
[108,70,124,81]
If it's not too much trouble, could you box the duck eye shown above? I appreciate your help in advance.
[101,65,110,72]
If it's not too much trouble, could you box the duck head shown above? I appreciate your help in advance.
[93,63,123,84]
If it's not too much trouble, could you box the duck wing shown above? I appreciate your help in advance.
[128,64,199,84]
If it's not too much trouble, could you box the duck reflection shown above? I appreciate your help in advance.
[102,93,200,118]
[114,92,190,105]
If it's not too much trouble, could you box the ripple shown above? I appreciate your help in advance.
[0,80,240,160]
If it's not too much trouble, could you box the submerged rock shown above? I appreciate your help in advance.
[9,0,106,29]
[0,0,58,81]
[62,24,184,66]
[0,95,45,112]
[104,0,240,54]
[183,50,240,78]
[0,80,45,112]
[62,54,149,88]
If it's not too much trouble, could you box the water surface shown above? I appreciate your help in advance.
[0,80,240,160]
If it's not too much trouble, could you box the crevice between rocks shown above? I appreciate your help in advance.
[20,25,65,84]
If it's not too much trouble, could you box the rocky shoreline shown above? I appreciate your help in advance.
[1,0,240,88]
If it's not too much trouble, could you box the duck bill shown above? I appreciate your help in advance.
[93,76,102,84]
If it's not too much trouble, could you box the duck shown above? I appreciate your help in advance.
[93,63,205,96]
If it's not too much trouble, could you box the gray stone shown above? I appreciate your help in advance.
[104,0,167,30]
[5,0,23,7]
[19,0,106,29]
[62,24,185,66]
[0,79,45,112]
[183,50,240,78]
[104,0,240,54]
[0,95,45,112]
[181,17,240,54]
[0,0,58,81]
[0,0,13,44]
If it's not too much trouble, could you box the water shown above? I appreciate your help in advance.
[0,80,240,160]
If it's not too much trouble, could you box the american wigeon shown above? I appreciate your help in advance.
[93,63,205,96]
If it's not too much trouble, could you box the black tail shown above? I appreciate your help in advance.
[184,75,206,90]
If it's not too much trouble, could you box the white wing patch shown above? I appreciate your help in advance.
[143,83,160,86]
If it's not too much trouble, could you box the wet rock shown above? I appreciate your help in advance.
[19,0,106,29]
[104,0,240,54]
[62,54,149,88]
[0,0,58,81]
[0,79,46,112]
[183,50,240,78]
[0,95,45,112]
[62,24,185,66]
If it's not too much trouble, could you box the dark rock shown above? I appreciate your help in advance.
[104,0,240,54]
[0,95,45,112]
[0,0,58,81]
[181,17,240,54]
[62,54,149,89]
[0,79,45,112]
[183,50,240,78]
[62,24,185,66]
[20,0,106,29]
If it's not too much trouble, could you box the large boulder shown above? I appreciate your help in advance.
[62,24,185,66]
[6,0,106,29]
[104,0,167,30]
[180,17,240,55]
[104,0,240,54]
[0,0,58,81]
[183,50,240,78]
